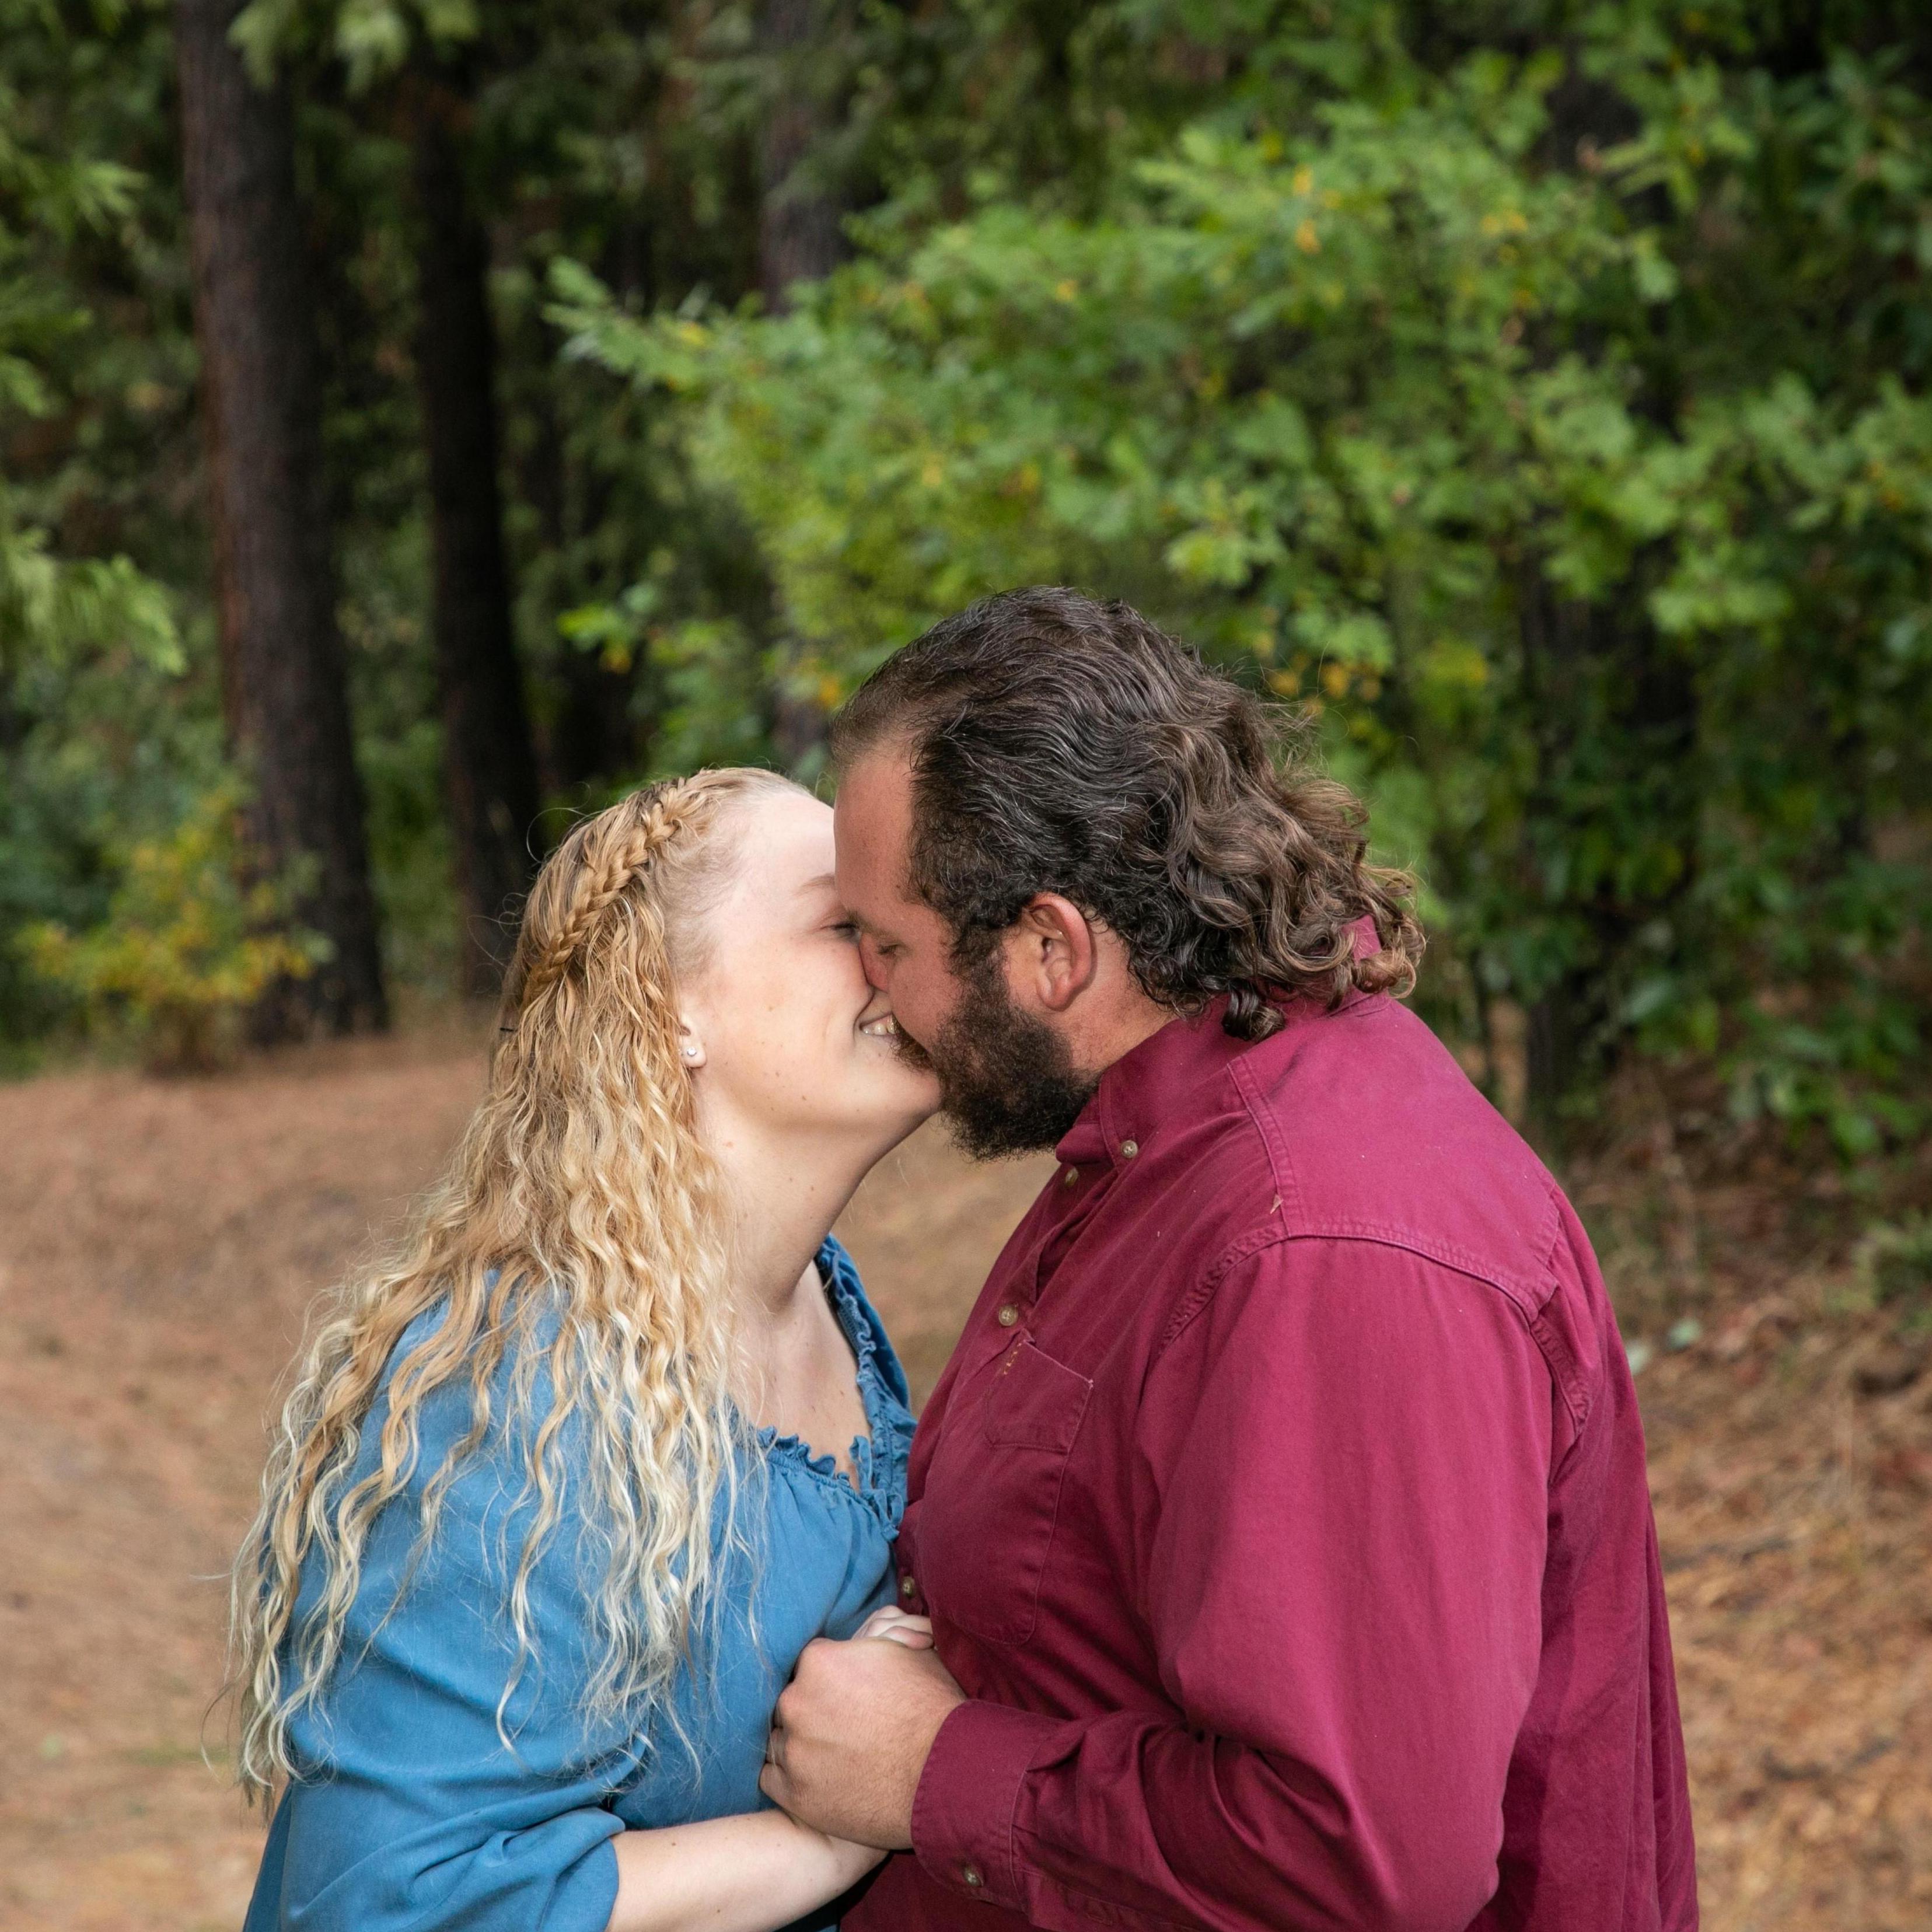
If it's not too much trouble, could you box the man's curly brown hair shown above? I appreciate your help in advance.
[830,586,1423,1042]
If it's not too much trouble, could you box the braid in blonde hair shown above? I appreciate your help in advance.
[511,778,703,1012]
[229,767,806,1801]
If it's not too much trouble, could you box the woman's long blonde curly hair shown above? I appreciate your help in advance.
[229,767,802,1804]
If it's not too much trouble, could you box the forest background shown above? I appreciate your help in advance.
[4,0,1931,1189]
[0,0,1926,1158]
[5,4,1932,1926]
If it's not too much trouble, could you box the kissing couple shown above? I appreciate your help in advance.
[235,589,1696,1932]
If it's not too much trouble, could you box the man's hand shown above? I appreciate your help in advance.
[760,1622,966,1849]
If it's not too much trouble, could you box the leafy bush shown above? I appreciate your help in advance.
[555,8,1932,1154]
[1856,1216,1932,1322]
[22,786,327,1072]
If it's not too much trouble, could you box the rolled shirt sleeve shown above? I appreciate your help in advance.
[911,1238,1554,1932]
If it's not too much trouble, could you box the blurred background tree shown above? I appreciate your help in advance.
[1,0,1926,1176]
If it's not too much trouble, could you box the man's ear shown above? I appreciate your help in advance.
[1009,894,1099,1014]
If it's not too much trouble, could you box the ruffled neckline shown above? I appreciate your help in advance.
[753,1239,911,1529]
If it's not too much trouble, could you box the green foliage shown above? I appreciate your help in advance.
[0,0,184,672]
[558,1,1932,1155]
[0,0,208,1061]
[2,0,1926,1179]
[1853,1214,1932,1332]
[22,783,327,1071]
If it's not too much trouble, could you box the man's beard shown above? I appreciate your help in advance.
[892,951,1099,1160]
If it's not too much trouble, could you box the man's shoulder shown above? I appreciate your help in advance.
[1213,997,1568,1315]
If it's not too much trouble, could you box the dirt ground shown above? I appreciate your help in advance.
[1,1019,1926,1930]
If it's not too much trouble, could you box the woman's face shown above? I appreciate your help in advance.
[680,788,939,1158]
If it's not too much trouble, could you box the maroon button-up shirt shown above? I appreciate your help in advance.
[848,990,1696,1932]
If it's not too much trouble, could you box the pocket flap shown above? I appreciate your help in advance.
[983,1338,1092,1452]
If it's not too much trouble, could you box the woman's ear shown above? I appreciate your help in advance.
[676,1015,707,1070]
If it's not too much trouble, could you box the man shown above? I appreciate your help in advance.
[762,588,1697,1931]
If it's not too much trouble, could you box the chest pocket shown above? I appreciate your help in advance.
[921,1336,1092,1647]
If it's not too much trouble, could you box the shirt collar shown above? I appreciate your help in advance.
[1054,919,1382,1172]
[1055,996,1253,1172]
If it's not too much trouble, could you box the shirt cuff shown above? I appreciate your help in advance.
[910,1698,1061,1910]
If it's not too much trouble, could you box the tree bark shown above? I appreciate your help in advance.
[758,0,847,771]
[757,0,846,314]
[174,0,387,1036]
[521,372,643,795]
[1516,550,1698,1142]
[411,76,543,992]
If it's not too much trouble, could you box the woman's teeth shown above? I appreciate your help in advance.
[859,1014,899,1037]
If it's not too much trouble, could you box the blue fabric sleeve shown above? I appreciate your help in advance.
[258,1772,623,1932]
[244,1332,634,1932]
[247,1257,914,1932]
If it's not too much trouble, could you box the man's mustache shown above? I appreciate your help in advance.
[889,1023,936,1074]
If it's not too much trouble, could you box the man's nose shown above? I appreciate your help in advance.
[858,935,890,990]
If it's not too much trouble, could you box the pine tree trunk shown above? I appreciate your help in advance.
[758,0,845,770]
[411,78,542,993]
[1515,551,1698,1143]
[1517,557,1595,1141]
[523,375,642,795]
[175,0,387,1036]
[758,0,845,313]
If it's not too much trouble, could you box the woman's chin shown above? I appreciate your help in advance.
[816,1030,939,1145]
[882,1067,943,1129]
[858,1057,942,1137]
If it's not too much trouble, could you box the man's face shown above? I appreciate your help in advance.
[833,749,1098,1158]
[831,750,961,1058]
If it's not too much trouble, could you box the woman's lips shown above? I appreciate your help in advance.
[858,1012,900,1038]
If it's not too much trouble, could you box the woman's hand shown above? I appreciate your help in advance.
[854,1605,934,1648]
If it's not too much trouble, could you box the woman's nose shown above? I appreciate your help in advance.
[858,935,890,990]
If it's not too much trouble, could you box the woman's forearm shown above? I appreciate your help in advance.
[606,1808,881,1932]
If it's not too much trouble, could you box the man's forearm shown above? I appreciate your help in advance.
[911,1699,1506,1932]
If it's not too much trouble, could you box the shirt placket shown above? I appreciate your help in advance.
[998,1158,1119,1333]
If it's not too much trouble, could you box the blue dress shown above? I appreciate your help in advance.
[243,1238,912,1932]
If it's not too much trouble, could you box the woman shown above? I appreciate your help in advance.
[232,768,939,1932]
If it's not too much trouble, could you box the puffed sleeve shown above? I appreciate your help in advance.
[243,1362,636,1932]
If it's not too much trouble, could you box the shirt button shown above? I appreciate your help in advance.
[1119,1138,1139,1159]
[996,1302,1020,1327]
[961,1864,984,1889]
[899,1574,918,1600]
[1061,1166,1078,1187]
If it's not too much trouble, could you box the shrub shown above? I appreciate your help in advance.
[22,784,327,1072]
